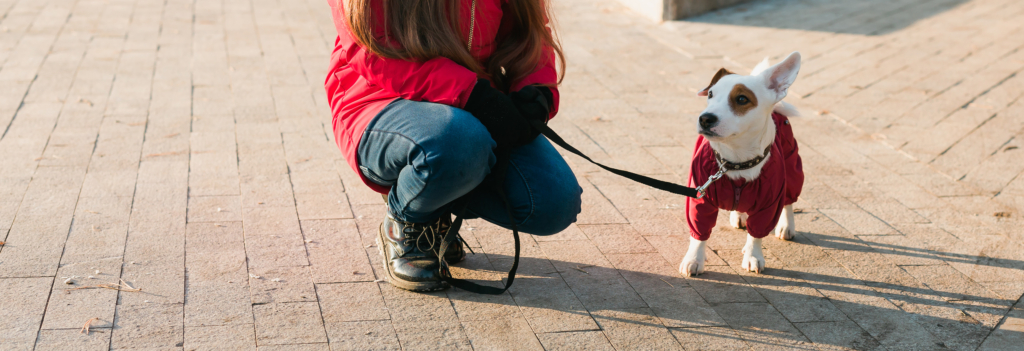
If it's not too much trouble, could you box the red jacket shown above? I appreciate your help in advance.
[325,0,561,194]
[686,112,804,240]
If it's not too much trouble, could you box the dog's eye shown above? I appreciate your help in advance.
[736,95,749,105]
[707,91,714,99]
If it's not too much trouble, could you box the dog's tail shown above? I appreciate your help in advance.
[774,101,800,117]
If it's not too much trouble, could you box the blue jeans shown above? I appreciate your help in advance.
[357,99,583,236]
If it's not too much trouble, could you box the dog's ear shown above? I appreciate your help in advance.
[761,52,801,101]
[697,68,734,97]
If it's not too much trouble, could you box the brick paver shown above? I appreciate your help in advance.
[0,0,1022,350]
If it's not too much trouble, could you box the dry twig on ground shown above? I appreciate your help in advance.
[80,317,99,335]
[67,279,141,293]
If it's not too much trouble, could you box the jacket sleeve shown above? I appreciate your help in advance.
[331,3,478,108]
[510,45,560,120]
[686,157,718,241]
[503,1,560,120]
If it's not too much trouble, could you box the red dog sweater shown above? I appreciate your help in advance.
[686,112,804,240]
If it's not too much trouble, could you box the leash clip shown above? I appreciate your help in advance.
[694,164,727,199]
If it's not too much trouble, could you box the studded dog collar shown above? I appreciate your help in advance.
[714,144,772,171]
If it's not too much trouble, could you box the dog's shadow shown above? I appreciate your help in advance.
[439,228,1023,350]
[682,0,971,36]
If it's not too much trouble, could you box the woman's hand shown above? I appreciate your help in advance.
[510,85,553,142]
[462,79,535,149]
[510,85,552,122]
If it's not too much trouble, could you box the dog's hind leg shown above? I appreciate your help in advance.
[729,211,748,229]
[774,204,795,240]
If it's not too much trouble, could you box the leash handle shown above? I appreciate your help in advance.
[438,148,520,295]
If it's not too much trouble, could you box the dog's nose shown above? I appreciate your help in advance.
[699,113,718,130]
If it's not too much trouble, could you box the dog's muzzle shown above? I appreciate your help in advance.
[699,113,719,136]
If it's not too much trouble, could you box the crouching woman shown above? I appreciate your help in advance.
[325,0,583,292]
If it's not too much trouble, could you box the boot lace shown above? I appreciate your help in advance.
[402,216,472,258]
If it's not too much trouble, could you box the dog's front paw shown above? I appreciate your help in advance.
[729,211,748,229]
[680,238,708,277]
[774,205,795,240]
[741,236,765,274]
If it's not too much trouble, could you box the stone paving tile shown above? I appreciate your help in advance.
[536,331,615,351]
[324,320,401,350]
[183,324,256,350]
[257,344,330,351]
[978,301,1024,350]
[0,277,52,348]
[793,320,883,351]
[386,294,473,350]
[110,302,185,350]
[606,253,728,328]
[713,302,815,350]
[591,308,684,349]
[3,0,1024,350]
[252,302,328,346]
[461,315,545,351]
[668,327,750,350]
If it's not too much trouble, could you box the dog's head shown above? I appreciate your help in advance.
[695,52,801,141]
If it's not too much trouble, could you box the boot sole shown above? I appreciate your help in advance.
[377,223,448,292]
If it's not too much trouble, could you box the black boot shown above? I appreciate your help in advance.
[377,213,465,291]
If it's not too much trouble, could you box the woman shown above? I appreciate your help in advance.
[325,0,583,292]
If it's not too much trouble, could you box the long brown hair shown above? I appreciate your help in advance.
[344,0,565,92]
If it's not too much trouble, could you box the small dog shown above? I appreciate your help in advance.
[680,52,805,276]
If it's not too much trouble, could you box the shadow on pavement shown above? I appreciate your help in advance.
[685,0,970,36]
[443,236,1021,349]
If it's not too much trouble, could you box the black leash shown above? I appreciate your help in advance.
[531,120,705,198]
[435,121,710,295]
[437,148,520,294]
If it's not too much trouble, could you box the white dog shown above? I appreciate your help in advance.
[680,52,805,276]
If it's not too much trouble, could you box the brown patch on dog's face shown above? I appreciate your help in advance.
[728,84,758,116]
[699,68,734,96]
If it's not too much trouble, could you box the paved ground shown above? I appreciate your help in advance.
[0,0,1022,349]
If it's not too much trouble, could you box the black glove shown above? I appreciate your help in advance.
[510,86,553,142]
[463,79,534,149]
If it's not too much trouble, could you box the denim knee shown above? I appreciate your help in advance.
[525,180,583,236]
[418,107,496,186]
